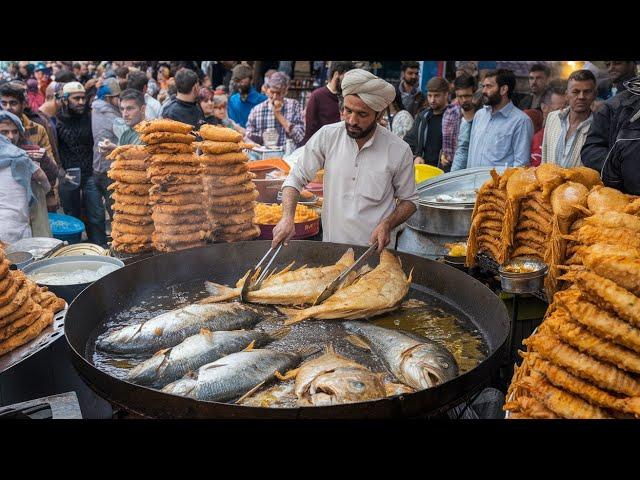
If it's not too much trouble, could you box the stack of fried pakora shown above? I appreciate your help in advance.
[135,119,208,253]
[196,124,260,243]
[505,244,640,419]
[0,247,66,357]
[106,145,154,254]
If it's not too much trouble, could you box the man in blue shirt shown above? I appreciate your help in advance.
[455,69,533,170]
[228,65,267,128]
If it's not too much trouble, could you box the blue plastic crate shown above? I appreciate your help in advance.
[48,213,85,244]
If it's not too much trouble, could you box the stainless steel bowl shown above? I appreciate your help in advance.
[498,257,548,294]
[6,251,34,269]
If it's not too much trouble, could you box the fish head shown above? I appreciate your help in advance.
[308,368,386,405]
[400,344,459,390]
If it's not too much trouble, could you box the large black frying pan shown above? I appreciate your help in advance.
[64,240,510,419]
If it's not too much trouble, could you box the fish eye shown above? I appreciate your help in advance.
[349,380,365,392]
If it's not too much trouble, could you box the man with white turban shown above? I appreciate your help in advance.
[275,69,419,250]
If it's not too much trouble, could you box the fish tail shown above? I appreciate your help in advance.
[202,282,240,303]
[407,267,414,283]
[284,309,314,325]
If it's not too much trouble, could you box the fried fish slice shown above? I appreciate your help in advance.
[147,163,201,176]
[198,124,243,143]
[0,304,43,342]
[107,169,149,184]
[152,231,206,244]
[106,145,149,161]
[195,141,244,155]
[0,299,35,329]
[0,282,34,319]
[151,203,205,214]
[201,163,249,176]
[110,160,148,171]
[587,185,632,214]
[207,202,256,214]
[108,183,151,196]
[149,193,204,206]
[0,259,10,281]
[524,332,640,397]
[505,395,559,419]
[135,119,194,135]
[149,153,201,165]
[111,192,152,206]
[545,309,640,374]
[206,190,258,206]
[111,222,155,235]
[150,174,203,186]
[559,270,640,328]
[149,183,203,195]
[517,371,611,419]
[145,143,195,154]
[152,239,205,252]
[208,210,255,226]
[114,203,153,216]
[202,181,255,197]
[151,212,207,225]
[141,132,196,145]
[514,229,548,244]
[0,309,53,357]
[111,231,153,244]
[111,241,153,254]
[200,172,255,187]
[212,223,256,235]
[582,253,640,296]
[199,152,250,165]
[216,224,261,242]
[554,289,640,354]
[153,223,207,234]
[473,208,504,221]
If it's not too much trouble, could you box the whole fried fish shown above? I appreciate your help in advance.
[294,345,387,406]
[285,250,412,325]
[161,348,306,402]
[127,327,289,389]
[344,321,459,390]
[203,249,358,306]
[96,303,264,354]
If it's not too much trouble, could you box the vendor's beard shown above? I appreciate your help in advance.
[345,119,377,139]
[239,85,250,95]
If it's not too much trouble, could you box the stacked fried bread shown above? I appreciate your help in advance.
[196,124,260,243]
[0,247,66,357]
[505,245,640,419]
[106,145,154,254]
[135,119,208,253]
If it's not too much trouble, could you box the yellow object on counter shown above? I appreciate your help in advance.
[415,164,444,184]
[255,203,319,225]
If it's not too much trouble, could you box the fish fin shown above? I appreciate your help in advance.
[297,345,322,358]
[274,368,299,381]
[235,380,267,404]
[201,282,240,303]
[283,313,307,326]
[272,261,296,277]
[153,327,163,337]
[202,364,225,372]
[407,268,414,283]
[336,248,355,266]
[269,326,292,341]
[277,306,302,316]
[344,334,371,351]
[152,347,171,357]
[243,340,257,352]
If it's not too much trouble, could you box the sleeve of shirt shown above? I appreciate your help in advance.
[541,118,551,164]
[244,107,262,144]
[403,115,421,156]
[301,93,318,145]
[451,120,470,171]
[282,127,326,192]
[286,100,305,146]
[512,116,534,167]
[393,145,419,206]
[38,150,58,185]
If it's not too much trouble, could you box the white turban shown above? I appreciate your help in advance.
[341,69,396,112]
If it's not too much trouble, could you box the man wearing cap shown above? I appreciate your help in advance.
[228,65,267,129]
[273,69,419,251]
[91,77,121,221]
[56,81,106,246]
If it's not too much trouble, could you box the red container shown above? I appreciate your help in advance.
[257,218,320,240]
[305,182,323,198]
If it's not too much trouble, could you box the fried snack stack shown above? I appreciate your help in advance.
[106,145,154,254]
[0,246,66,357]
[135,119,208,253]
[197,124,260,243]
[505,243,640,419]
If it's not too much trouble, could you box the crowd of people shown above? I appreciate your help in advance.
[0,59,638,248]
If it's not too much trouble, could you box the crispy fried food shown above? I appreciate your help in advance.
[152,231,206,243]
[0,275,13,296]
[624,198,640,215]
[545,309,640,374]
[149,183,203,195]
[108,183,150,196]
[200,172,255,187]
[111,192,151,206]
[578,243,640,260]
[145,143,195,154]
[135,119,194,135]
[478,228,502,238]
[511,246,544,259]
[559,270,640,328]
[141,132,195,145]
[147,163,201,176]
[514,229,548,244]
[0,276,20,307]
[198,124,243,143]
[110,160,148,172]
[106,145,149,161]
[199,152,249,165]
[216,224,261,242]
[525,332,640,397]
[583,211,640,232]
[551,181,590,232]
[473,209,504,221]
[0,282,34,319]
[477,235,501,250]
[107,169,149,184]
[195,141,244,155]
[111,221,155,235]
[202,181,255,196]
[40,294,66,314]
[149,153,200,165]
[207,201,256,214]
[153,223,207,235]
[506,167,539,201]
[564,224,640,249]
[519,209,552,231]
[506,395,559,419]
[477,243,500,260]
[151,212,207,225]
[114,203,152,216]
[208,210,255,226]
[206,190,258,206]
[564,166,603,190]
[0,299,36,328]
[535,163,567,200]
[150,174,203,186]
[201,163,249,176]
[149,192,204,205]
[517,370,610,419]
[111,241,153,255]
[0,309,53,357]
[212,223,256,235]
[0,304,43,342]
[153,240,206,253]
[151,203,204,214]
[515,220,550,236]
[0,259,9,280]
[111,231,153,244]
[587,185,633,214]
[581,253,640,296]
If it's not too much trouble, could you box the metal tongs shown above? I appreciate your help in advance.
[240,244,283,302]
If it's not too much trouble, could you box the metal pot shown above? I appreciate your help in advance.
[22,255,124,304]
[406,202,474,236]
[498,258,548,294]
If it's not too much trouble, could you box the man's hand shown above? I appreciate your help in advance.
[98,138,117,154]
[26,149,44,161]
[271,216,296,248]
[414,156,425,165]
[439,153,451,168]
[272,99,283,113]
[370,220,391,253]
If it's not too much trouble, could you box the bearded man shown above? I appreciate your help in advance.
[227,65,267,128]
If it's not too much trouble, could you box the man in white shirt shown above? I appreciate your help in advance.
[275,69,419,251]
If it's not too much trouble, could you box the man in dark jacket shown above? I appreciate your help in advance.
[395,61,424,117]
[597,61,637,100]
[56,81,106,246]
[582,77,640,194]
[161,68,204,128]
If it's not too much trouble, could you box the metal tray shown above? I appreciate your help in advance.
[0,305,68,374]
[6,237,63,261]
